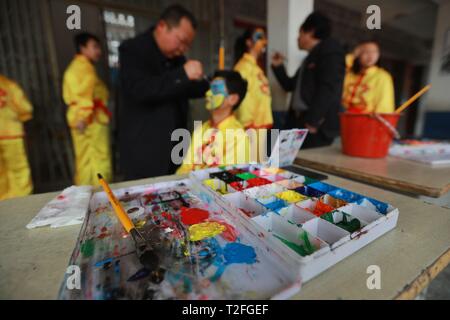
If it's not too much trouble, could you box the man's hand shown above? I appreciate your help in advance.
[184,60,204,80]
[305,123,318,134]
[76,120,87,134]
[271,52,285,67]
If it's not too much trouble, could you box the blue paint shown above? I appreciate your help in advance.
[357,197,389,215]
[94,257,113,268]
[257,198,286,211]
[329,188,363,203]
[307,182,338,193]
[127,267,150,282]
[295,186,325,198]
[210,241,257,282]
[223,243,257,265]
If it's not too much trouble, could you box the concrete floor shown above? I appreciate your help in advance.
[426,264,450,299]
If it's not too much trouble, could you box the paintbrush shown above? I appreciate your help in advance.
[97,173,159,272]
[395,84,431,114]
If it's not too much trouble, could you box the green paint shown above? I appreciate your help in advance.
[336,214,361,233]
[321,212,362,233]
[274,235,308,256]
[321,212,334,223]
[81,239,95,257]
[300,231,315,255]
[304,177,318,185]
[236,172,257,180]
[274,232,316,257]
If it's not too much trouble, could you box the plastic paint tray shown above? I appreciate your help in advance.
[190,164,399,283]
[58,178,301,300]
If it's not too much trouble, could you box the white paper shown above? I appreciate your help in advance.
[26,185,93,229]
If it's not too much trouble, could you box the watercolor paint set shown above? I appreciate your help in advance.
[189,164,399,283]
[58,179,301,300]
[58,129,398,299]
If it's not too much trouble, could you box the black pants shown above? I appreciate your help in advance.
[302,131,334,149]
[284,111,334,149]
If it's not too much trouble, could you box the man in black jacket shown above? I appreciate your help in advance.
[271,12,345,148]
[119,4,209,180]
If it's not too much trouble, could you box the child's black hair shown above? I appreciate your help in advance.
[74,32,100,53]
[234,28,257,64]
[213,70,248,111]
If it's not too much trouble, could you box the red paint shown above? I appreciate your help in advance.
[313,201,335,217]
[239,208,254,217]
[230,181,246,191]
[213,220,238,242]
[162,212,173,221]
[57,195,65,200]
[180,207,209,225]
[143,193,158,205]
[247,177,272,188]
[97,226,110,239]
[227,169,245,175]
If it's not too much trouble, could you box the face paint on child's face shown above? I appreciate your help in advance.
[205,78,228,110]
[252,29,267,54]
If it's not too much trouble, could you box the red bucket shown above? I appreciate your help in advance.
[340,112,401,158]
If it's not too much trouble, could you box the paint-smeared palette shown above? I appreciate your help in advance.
[58,179,300,300]
[190,165,399,283]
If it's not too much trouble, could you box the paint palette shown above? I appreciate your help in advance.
[58,179,300,300]
[190,164,399,283]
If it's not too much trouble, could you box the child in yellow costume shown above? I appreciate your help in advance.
[0,75,33,200]
[342,41,395,114]
[63,33,112,186]
[176,71,250,174]
[234,28,273,161]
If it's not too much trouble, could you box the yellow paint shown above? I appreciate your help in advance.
[135,220,146,229]
[188,222,226,242]
[276,190,307,203]
[263,167,284,175]
[203,179,228,195]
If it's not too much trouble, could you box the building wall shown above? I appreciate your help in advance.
[416,0,450,138]
[425,0,450,112]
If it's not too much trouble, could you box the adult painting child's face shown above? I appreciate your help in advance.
[156,17,196,58]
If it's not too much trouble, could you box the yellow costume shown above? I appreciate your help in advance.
[63,55,112,186]
[234,53,273,129]
[176,115,250,174]
[0,75,33,200]
[342,66,395,113]
[234,53,273,161]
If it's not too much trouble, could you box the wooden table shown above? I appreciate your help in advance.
[1,169,449,300]
[295,144,450,198]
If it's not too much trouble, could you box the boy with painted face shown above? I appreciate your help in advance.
[176,71,249,174]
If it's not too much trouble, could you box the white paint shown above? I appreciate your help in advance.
[267,0,314,112]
